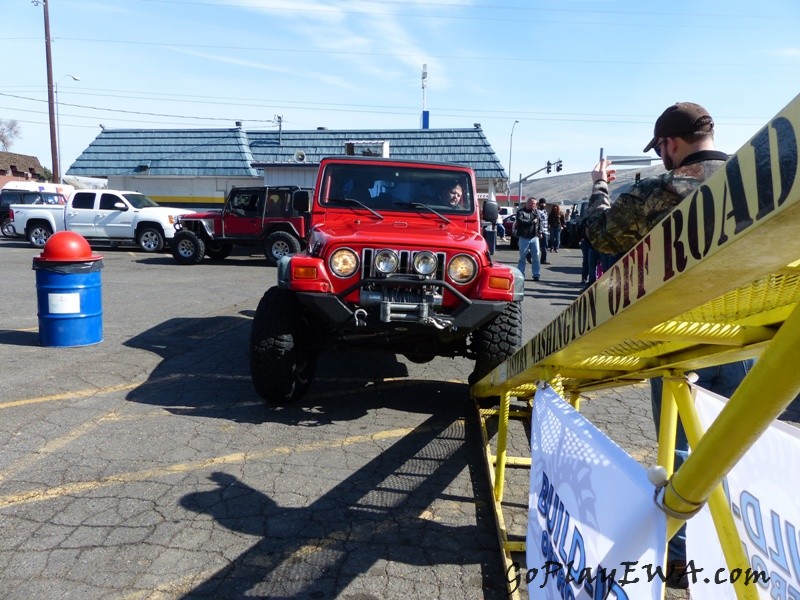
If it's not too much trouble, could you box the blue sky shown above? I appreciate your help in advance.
[2,0,800,184]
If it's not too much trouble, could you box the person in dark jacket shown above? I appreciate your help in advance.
[514,197,541,281]
[548,204,565,252]
[585,102,754,589]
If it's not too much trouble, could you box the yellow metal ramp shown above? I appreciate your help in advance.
[473,92,800,599]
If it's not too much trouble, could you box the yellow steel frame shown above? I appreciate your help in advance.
[472,91,800,599]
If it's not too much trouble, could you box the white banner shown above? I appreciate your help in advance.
[526,386,666,599]
[687,387,800,599]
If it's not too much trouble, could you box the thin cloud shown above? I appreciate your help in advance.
[70,1,141,16]
[167,47,354,89]
[218,0,457,88]
[774,47,800,58]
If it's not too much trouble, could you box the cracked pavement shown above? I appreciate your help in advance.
[0,237,694,599]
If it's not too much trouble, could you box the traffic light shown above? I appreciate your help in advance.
[556,160,563,172]
[546,161,552,174]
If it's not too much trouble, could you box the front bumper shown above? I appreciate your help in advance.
[295,276,508,333]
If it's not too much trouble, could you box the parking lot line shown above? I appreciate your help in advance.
[0,426,420,510]
[0,375,465,410]
[0,410,126,483]
[0,381,147,409]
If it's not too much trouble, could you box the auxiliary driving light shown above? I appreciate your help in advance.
[413,251,437,276]
[374,249,399,274]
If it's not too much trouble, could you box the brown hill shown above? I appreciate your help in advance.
[518,164,667,206]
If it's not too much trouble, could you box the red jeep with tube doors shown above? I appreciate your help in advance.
[249,156,525,405]
[171,186,312,265]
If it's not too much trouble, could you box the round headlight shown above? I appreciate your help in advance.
[413,251,437,276]
[374,249,399,274]
[329,248,359,278]
[448,254,477,284]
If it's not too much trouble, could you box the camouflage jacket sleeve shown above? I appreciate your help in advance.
[585,157,727,255]
[585,178,673,254]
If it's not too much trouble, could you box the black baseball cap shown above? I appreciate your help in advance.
[643,102,714,153]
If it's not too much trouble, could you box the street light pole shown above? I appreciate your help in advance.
[55,75,80,184]
[508,120,519,206]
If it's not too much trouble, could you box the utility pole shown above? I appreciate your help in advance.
[34,0,59,183]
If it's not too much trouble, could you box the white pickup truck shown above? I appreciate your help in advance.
[9,190,194,251]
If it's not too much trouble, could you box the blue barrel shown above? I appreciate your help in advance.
[32,232,104,347]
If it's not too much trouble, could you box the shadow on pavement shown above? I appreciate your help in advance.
[0,329,40,347]
[122,312,507,598]
[121,313,441,425]
[178,408,506,599]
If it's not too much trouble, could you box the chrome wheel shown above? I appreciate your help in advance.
[28,225,52,248]
[138,228,165,252]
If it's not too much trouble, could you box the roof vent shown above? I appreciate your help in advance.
[317,127,328,130]
[235,121,242,128]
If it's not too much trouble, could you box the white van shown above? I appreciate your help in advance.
[1,181,75,197]
[1,182,74,237]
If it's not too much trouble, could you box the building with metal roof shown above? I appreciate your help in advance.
[67,126,507,207]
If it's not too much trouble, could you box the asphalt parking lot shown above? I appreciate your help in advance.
[0,236,666,599]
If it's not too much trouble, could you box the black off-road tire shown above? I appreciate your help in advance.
[250,287,317,405]
[138,226,165,253]
[469,300,523,386]
[171,230,206,265]
[264,231,301,267]
[206,241,234,261]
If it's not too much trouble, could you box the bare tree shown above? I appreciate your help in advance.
[0,119,20,151]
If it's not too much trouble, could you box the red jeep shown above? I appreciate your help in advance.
[171,186,312,265]
[249,157,525,404]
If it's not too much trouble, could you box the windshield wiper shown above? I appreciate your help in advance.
[396,202,451,224]
[328,197,383,220]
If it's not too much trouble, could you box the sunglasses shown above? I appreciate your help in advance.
[654,138,668,157]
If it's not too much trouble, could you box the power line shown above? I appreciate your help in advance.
[0,91,769,128]
[13,37,771,68]
[0,91,278,123]
[132,0,783,26]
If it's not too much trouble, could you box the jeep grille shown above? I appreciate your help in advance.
[361,248,447,282]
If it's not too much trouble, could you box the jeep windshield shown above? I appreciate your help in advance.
[123,193,161,209]
[320,164,473,214]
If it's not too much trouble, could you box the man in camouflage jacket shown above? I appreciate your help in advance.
[585,102,754,589]
[586,102,727,256]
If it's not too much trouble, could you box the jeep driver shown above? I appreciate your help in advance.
[249,157,524,404]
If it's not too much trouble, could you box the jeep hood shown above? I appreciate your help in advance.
[311,216,487,250]
[176,209,220,219]
[137,206,195,216]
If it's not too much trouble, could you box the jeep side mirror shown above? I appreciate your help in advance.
[293,190,310,212]
[482,200,499,222]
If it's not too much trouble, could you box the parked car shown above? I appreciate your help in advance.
[564,200,590,248]
[503,215,518,249]
[8,189,194,251]
[171,186,311,266]
[1,183,70,238]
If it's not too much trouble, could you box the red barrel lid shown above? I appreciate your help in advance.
[37,231,103,262]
